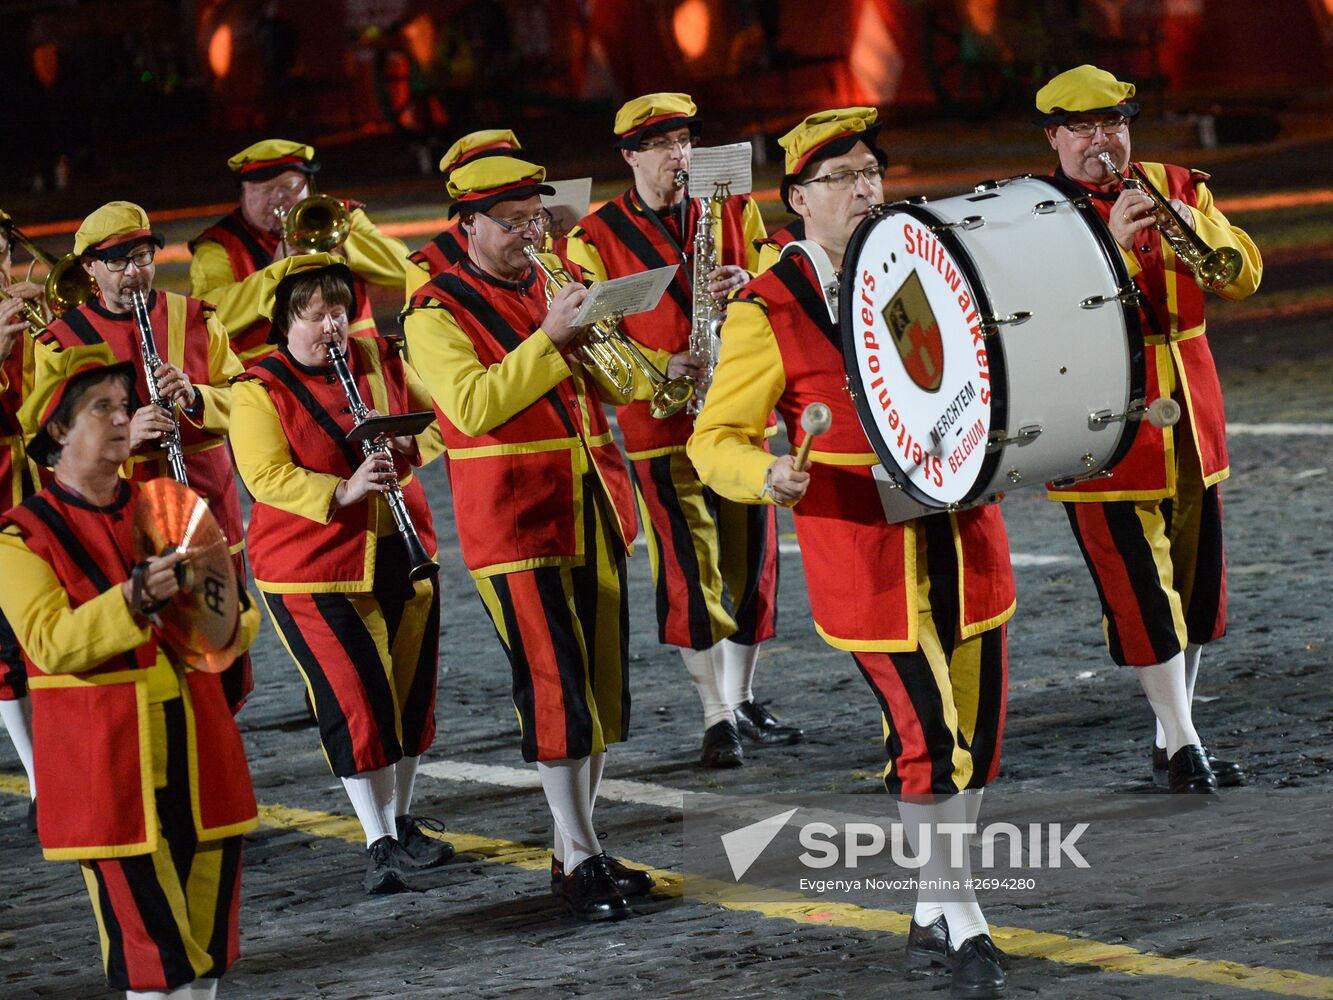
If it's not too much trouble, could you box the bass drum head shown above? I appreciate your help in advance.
[840,204,1002,507]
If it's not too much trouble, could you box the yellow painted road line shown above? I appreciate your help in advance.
[4,776,1330,998]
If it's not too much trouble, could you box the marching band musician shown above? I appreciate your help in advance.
[228,254,450,895]
[0,346,261,1000]
[401,156,655,922]
[1035,66,1262,793]
[31,202,254,714]
[688,109,1012,997]
[0,214,43,821]
[564,93,798,769]
[404,128,523,297]
[189,140,411,368]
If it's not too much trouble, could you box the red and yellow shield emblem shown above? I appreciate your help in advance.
[883,271,944,392]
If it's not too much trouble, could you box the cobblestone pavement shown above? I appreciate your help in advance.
[1,129,1331,1000]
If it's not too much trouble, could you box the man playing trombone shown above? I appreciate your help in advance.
[402,156,655,922]
[1035,66,1263,793]
[565,93,796,769]
[189,139,410,368]
[30,202,253,712]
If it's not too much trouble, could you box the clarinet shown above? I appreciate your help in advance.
[129,289,190,485]
[325,339,439,581]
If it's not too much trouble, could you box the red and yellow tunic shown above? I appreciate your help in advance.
[229,337,440,593]
[35,291,245,556]
[0,480,259,860]
[190,203,411,367]
[405,222,468,297]
[688,254,1015,651]
[565,188,766,459]
[401,256,639,578]
[1048,162,1262,502]
[753,218,806,274]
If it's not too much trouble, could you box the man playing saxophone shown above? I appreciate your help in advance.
[230,254,450,895]
[402,156,655,921]
[1035,65,1262,792]
[189,140,410,368]
[564,93,797,769]
[30,202,253,712]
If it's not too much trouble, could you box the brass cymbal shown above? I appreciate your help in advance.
[133,478,240,674]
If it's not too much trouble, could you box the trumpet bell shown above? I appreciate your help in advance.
[1196,247,1243,291]
[46,252,97,316]
[283,194,352,254]
[651,377,694,419]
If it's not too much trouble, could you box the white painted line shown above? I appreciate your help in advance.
[1229,422,1333,436]
[1011,553,1075,566]
[419,759,686,810]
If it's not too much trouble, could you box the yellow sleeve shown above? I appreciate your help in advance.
[229,378,342,523]
[403,301,574,438]
[0,527,151,675]
[343,208,411,291]
[737,198,768,273]
[687,297,786,503]
[183,312,243,435]
[188,239,238,300]
[403,359,446,465]
[755,240,783,274]
[563,230,609,284]
[1187,180,1262,301]
[404,259,431,301]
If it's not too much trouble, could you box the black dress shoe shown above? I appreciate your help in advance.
[734,700,804,747]
[363,836,411,895]
[905,914,950,969]
[1167,745,1218,794]
[1153,745,1246,788]
[558,853,632,921]
[949,934,1007,997]
[394,814,456,869]
[700,720,744,768]
[552,855,656,898]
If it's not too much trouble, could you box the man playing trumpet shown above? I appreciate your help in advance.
[1035,65,1262,793]
[565,93,796,769]
[402,156,655,922]
[31,202,254,713]
[189,139,410,368]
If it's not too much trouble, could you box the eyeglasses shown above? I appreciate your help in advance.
[639,135,693,153]
[103,249,157,272]
[1062,117,1129,138]
[481,209,552,235]
[802,165,885,190]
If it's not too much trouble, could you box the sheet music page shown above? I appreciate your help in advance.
[686,143,753,198]
[572,265,679,328]
[543,177,592,237]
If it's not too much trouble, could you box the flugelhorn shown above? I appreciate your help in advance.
[277,194,352,255]
[523,246,694,420]
[0,208,98,325]
[1097,153,1242,292]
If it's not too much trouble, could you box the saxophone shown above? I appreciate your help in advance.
[687,180,729,416]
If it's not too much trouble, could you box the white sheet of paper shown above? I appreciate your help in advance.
[686,143,753,198]
[543,177,592,236]
[572,265,679,328]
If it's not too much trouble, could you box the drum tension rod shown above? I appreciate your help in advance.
[1051,469,1115,488]
[986,424,1042,451]
[979,311,1033,333]
[930,215,985,232]
[1081,289,1142,309]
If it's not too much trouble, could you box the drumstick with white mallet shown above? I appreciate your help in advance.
[792,402,833,472]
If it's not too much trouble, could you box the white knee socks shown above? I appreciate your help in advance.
[0,696,35,797]
[680,646,733,728]
[719,639,760,708]
[190,979,219,1000]
[1155,644,1206,751]
[394,755,420,820]
[341,765,398,846]
[898,795,989,948]
[537,757,598,869]
[1140,652,1199,757]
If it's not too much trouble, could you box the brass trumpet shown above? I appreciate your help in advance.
[523,246,694,419]
[1097,153,1242,293]
[277,194,352,255]
[0,208,98,327]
